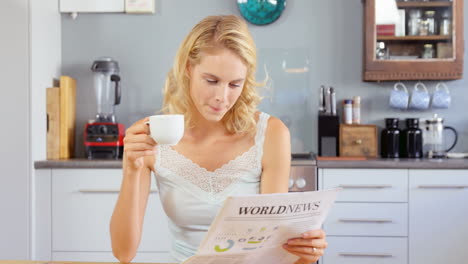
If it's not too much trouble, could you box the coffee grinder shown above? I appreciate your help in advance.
[84,57,125,159]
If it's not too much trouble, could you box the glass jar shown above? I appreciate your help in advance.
[376,42,387,60]
[424,10,436,35]
[422,44,434,59]
[440,10,452,35]
[408,9,422,36]
[419,20,429,36]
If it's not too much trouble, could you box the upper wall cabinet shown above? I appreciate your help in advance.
[60,0,125,13]
[363,0,464,81]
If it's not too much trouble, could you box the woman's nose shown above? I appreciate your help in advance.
[214,85,229,102]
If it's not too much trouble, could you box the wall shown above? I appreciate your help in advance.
[30,0,62,259]
[61,0,468,156]
[0,0,61,259]
[0,0,31,259]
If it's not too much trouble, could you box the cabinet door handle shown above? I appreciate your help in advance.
[338,184,392,189]
[339,252,393,258]
[78,189,158,193]
[418,185,468,189]
[338,218,393,223]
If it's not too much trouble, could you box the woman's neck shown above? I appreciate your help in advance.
[188,112,230,139]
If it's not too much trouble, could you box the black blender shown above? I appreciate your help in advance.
[84,57,125,159]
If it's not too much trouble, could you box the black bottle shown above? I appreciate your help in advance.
[401,118,423,158]
[381,118,401,158]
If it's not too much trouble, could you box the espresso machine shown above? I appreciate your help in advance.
[84,57,125,159]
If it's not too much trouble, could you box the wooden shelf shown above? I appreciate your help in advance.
[397,1,452,8]
[377,35,452,41]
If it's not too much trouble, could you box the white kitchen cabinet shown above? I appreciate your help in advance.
[409,169,468,264]
[324,203,408,236]
[322,168,408,202]
[60,0,125,13]
[320,168,468,264]
[324,237,408,264]
[319,168,409,264]
[36,168,172,263]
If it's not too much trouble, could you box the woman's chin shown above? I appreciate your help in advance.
[202,110,226,122]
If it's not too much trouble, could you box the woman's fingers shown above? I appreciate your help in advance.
[286,238,328,249]
[283,244,323,256]
[290,251,320,264]
[301,229,326,239]
[286,247,320,264]
[122,117,158,171]
[125,149,156,162]
[123,142,156,152]
[124,134,157,145]
[284,246,321,264]
[125,118,151,135]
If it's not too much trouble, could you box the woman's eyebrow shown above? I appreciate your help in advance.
[202,72,244,82]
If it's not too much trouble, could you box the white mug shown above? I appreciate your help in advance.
[146,114,184,145]
[389,82,409,110]
[431,82,451,109]
[409,82,430,110]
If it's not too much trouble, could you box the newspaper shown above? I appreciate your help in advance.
[181,188,341,264]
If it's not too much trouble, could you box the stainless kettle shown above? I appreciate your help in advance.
[423,114,458,158]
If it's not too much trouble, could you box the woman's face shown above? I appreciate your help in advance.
[188,47,247,122]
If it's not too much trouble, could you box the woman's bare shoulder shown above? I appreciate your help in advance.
[265,115,290,140]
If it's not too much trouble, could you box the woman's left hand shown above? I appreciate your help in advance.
[282,229,328,264]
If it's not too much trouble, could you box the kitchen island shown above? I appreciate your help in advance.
[0,261,172,264]
[32,158,468,264]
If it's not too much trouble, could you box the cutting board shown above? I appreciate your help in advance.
[46,87,60,159]
[59,76,77,159]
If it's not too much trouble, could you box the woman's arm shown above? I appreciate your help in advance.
[260,116,327,264]
[260,116,291,194]
[110,118,157,263]
[110,160,152,263]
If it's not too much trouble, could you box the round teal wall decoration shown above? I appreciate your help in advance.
[237,0,286,25]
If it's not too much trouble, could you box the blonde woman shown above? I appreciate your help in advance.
[110,15,327,264]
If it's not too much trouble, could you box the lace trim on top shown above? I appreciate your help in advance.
[157,112,269,194]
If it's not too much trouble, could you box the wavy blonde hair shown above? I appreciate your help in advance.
[161,15,263,134]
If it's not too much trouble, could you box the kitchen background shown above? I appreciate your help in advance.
[62,0,468,157]
[1,0,468,260]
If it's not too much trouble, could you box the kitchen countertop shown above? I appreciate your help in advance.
[35,159,123,169]
[317,158,468,169]
[34,158,316,169]
[34,157,468,169]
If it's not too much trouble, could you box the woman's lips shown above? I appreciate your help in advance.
[209,106,222,112]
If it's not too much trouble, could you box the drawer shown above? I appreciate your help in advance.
[323,237,407,264]
[324,203,408,236]
[339,124,378,158]
[322,169,408,202]
[52,169,170,252]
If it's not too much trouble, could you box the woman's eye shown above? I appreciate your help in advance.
[230,83,241,88]
[206,79,217,84]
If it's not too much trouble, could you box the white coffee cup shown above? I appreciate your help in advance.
[146,114,184,145]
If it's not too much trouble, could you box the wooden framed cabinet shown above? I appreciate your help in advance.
[363,0,464,81]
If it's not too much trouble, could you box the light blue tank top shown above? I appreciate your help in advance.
[153,112,270,262]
